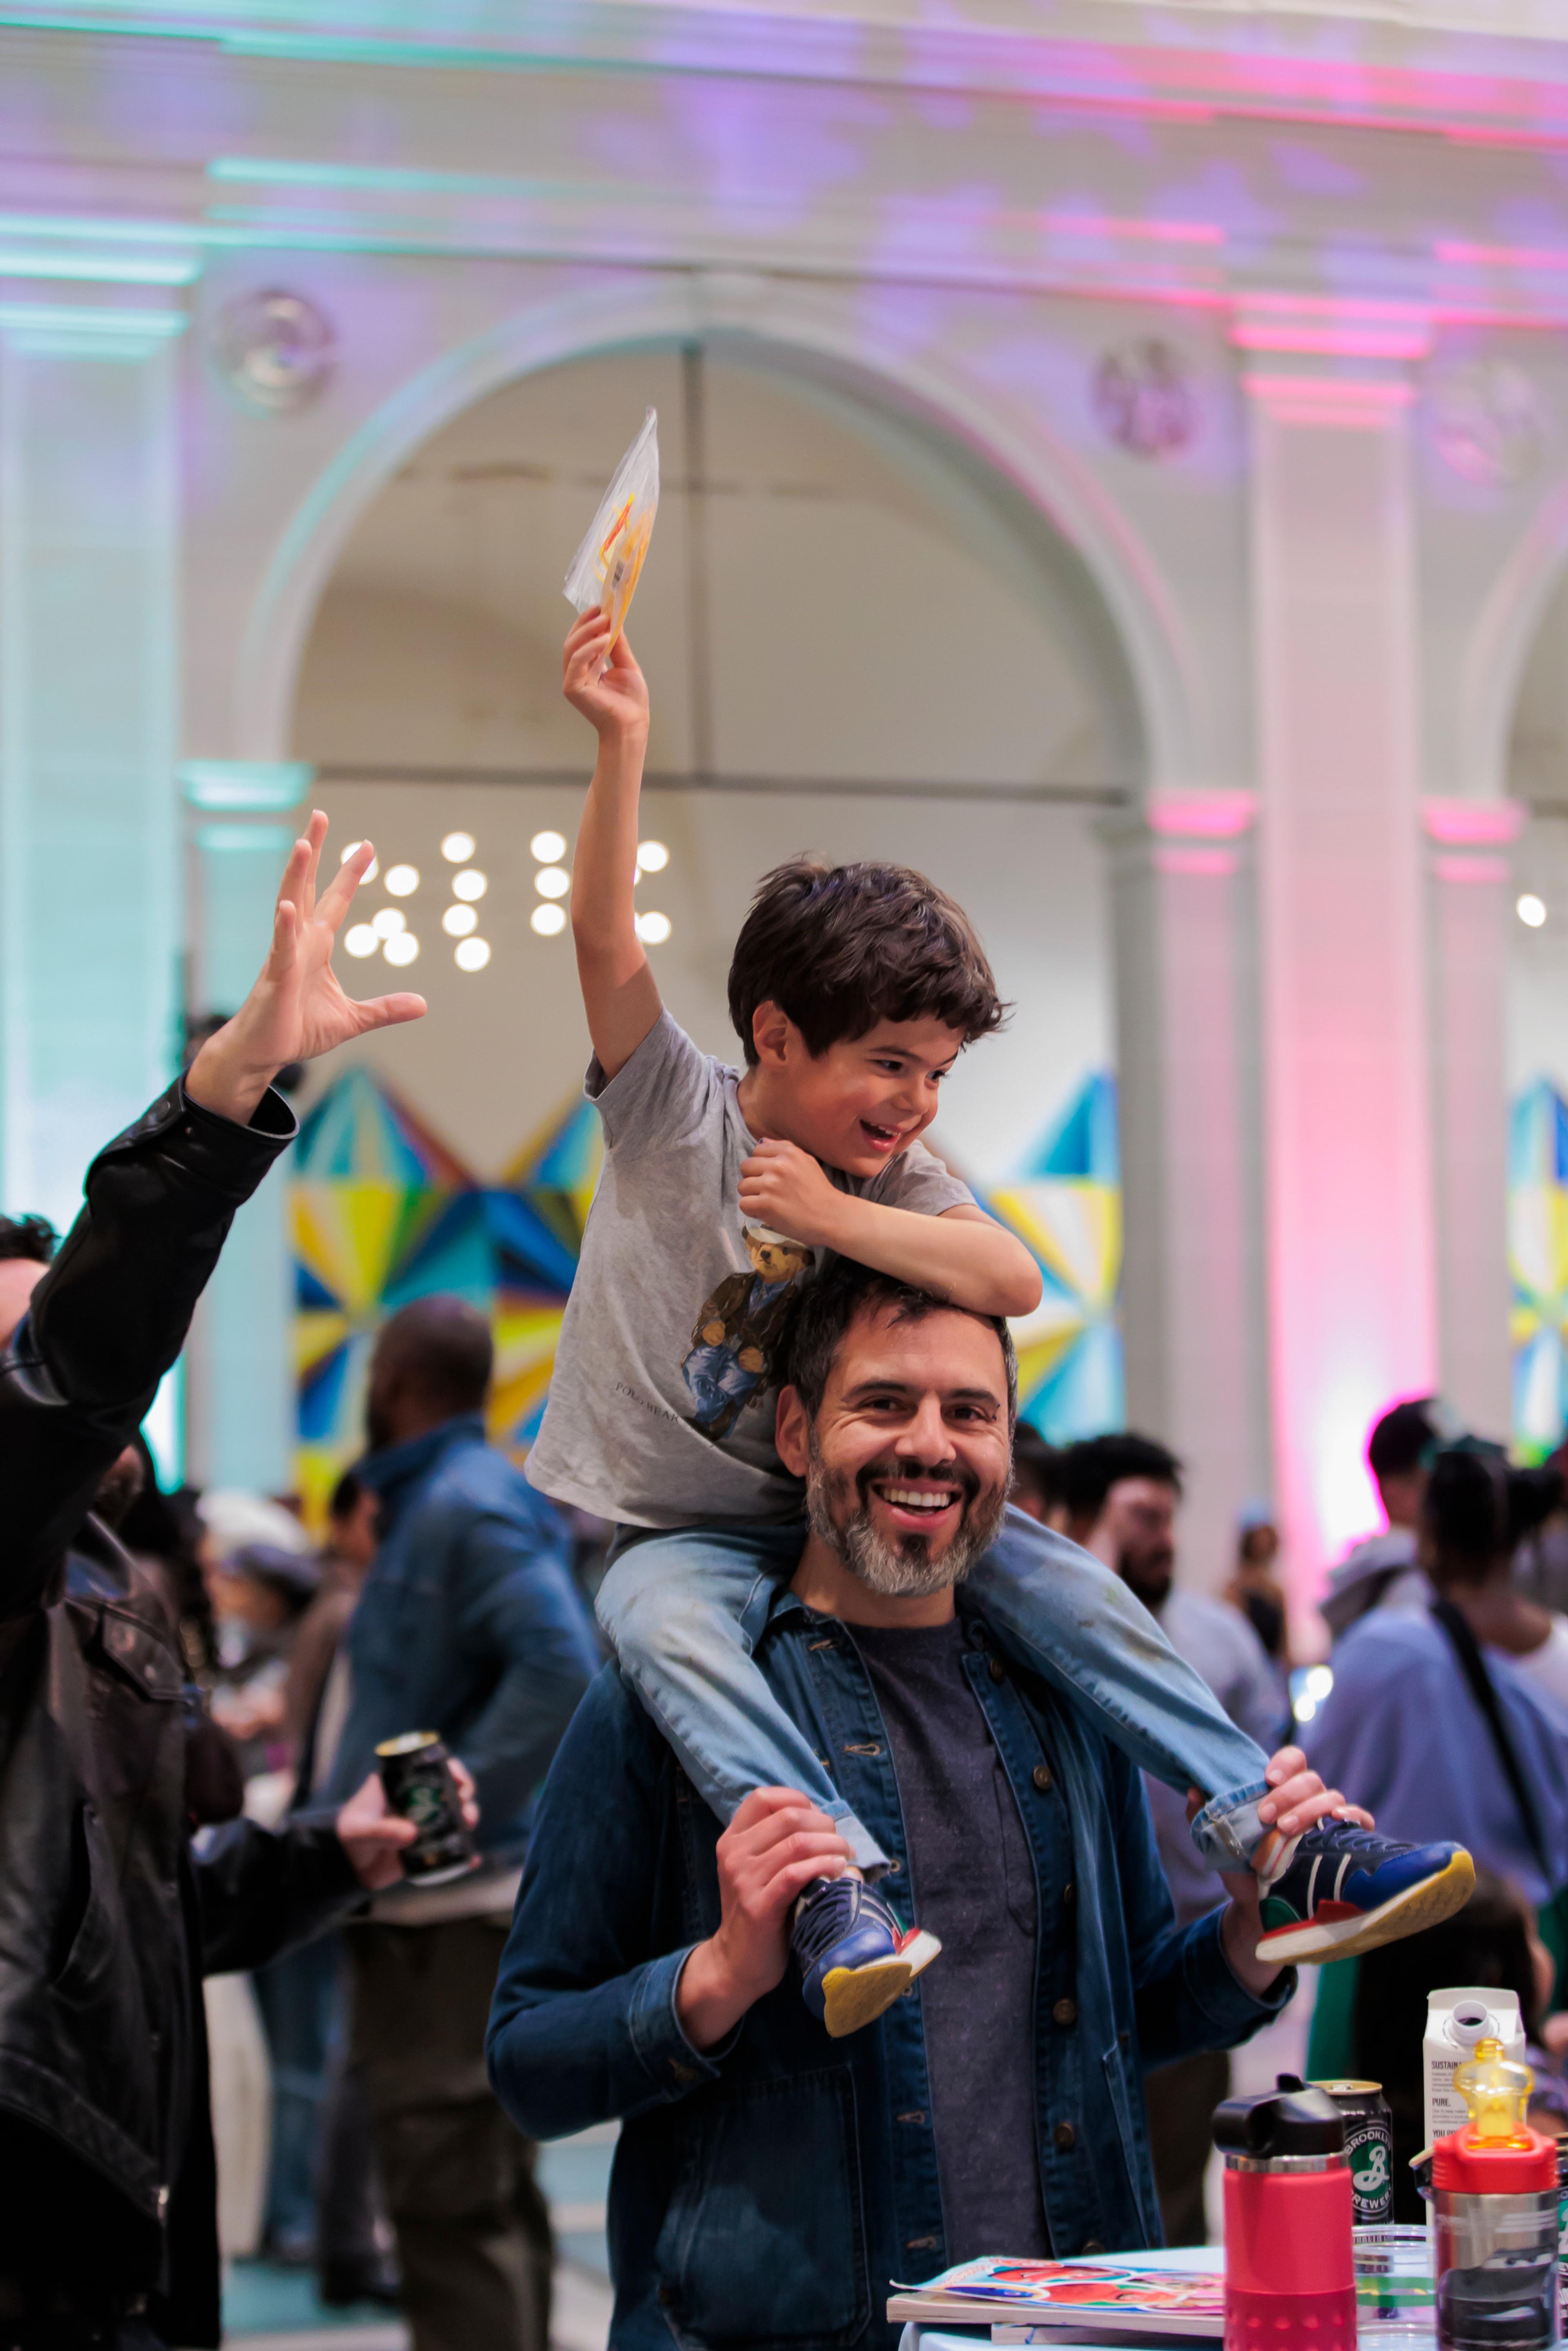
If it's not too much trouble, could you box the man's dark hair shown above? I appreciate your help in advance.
[0,1213,56,1265]
[727,858,1007,1066]
[1054,1433,1183,1526]
[1367,1397,1438,1482]
[784,1261,1016,1429]
[1423,1442,1561,1572]
[376,1295,494,1416]
[1010,1423,1060,1514]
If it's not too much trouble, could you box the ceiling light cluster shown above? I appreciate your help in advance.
[527,826,672,944]
[339,831,490,973]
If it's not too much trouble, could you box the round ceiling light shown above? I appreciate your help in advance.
[455,937,492,971]
[531,903,567,937]
[441,831,476,863]
[531,829,567,863]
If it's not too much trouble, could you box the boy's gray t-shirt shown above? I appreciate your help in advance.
[524,1011,976,1528]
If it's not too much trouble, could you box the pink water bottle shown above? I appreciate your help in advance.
[1213,2084,1356,2351]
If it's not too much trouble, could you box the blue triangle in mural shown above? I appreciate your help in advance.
[485,1190,581,1295]
[1018,1071,1120,1184]
[1511,1079,1568,1188]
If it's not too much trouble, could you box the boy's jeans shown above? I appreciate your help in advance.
[596,1504,1273,1877]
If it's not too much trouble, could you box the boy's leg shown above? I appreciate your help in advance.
[970,1507,1272,1871]
[595,1524,890,1873]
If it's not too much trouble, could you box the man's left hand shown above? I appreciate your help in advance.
[1188,1745,1372,1999]
[336,1759,480,1892]
[186,812,426,1127]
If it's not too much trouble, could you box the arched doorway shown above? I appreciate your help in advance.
[279,336,1146,1501]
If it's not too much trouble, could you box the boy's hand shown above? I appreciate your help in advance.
[564,608,649,744]
[738,1139,843,1249]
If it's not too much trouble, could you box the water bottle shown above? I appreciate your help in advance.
[1433,2037,1558,2351]
[1213,2083,1356,2351]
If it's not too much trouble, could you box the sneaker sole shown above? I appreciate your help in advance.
[1256,1850,1475,1966]
[820,1930,942,2038]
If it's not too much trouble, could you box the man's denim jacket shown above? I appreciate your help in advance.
[487,1581,1291,2351]
[323,1414,599,1861]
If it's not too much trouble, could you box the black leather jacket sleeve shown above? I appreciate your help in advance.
[193,1812,363,1978]
[0,1079,296,1616]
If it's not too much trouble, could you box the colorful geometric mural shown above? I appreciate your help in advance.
[291,1064,1126,1513]
[986,1071,1125,1444]
[291,1071,600,1520]
[1510,1078,1568,1462]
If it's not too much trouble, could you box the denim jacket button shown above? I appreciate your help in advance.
[1032,1763,1054,1792]
[1082,2239,1105,2255]
[1054,2120,1077,2151]
[1062,1882,1076,1908]
[1052,1998,1077,2028]
[988,1656,1006,1683]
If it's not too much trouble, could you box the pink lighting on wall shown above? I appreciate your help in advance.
[1147,790,1258,839]
[1432,854,1510,886]
[1421,797,1526,848]
[1153,845,1239,879]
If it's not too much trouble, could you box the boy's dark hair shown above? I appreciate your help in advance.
[1366,1396,1439,1482]
[1055,1432,1183,1526]
[727,858,1007,1066]
[0,1213,57,1265]
[784,1262,1017,1430]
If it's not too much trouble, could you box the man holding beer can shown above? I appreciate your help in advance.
[325,1300,599,2351]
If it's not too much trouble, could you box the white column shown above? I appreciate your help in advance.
[1424,797,1524,1441]
[0,296,184,1236]
[1109,792,1270,1590]
[181,761,312,1494]
[1241,334,1437,1596]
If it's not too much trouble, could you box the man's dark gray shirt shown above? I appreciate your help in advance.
[853,1614,1051,2264]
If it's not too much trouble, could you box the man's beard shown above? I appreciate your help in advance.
[804,1432,1009,1596]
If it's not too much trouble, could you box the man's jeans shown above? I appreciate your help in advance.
[596,1506,1272,1875]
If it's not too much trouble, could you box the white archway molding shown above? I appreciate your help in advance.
[1460,457,1568,805]
[236,272,1202,791]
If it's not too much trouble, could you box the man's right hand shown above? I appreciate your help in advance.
[675,1788,854,2053]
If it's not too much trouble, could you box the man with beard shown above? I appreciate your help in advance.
[321,1297,599,2351]
[486,1266,1370,2350]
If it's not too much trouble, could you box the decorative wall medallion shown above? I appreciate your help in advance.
[1093,339,1196,459]
[212,289,336,415]
[1430,360,1544,486]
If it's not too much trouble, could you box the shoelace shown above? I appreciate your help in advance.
[1294,1819,1401,1862]
[792,1877,891,1967]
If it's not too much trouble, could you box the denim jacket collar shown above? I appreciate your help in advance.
[357,1413,487,1530]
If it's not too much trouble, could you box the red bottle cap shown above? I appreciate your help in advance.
[1432,2125,1558,2194]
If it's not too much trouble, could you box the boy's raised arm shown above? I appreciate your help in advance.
[564,610,662,1080]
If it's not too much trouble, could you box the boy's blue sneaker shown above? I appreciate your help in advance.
[1254,1819,1474,1965]
[792,1875,942,2037]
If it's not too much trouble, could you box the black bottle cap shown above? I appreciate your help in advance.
[1212,2086,1345,2160]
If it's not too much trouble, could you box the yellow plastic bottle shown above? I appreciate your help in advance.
[1452,2036,1536,2150]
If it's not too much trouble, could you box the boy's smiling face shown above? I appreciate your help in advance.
[744,1006,965,1178]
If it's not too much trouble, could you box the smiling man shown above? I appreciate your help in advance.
[487,1264,1363,2350]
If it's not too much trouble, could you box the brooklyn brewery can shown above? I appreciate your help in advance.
[1312,2078,1394,2226]
[375,1731,479,1886]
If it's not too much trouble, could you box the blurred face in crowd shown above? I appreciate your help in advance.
[1377,1465,1426,1532]
[777,1302,1013,1598]
[329,1485,380,1574]
[1102,1476,1180,1612]
[0,1256,45,1351]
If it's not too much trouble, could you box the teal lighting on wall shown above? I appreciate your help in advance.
[0,251,198,285]
[0,299,183,1463]
[180,758,314,812]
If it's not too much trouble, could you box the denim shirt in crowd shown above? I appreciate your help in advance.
[324,1414,599,1864]
[487,1580,1291,2351]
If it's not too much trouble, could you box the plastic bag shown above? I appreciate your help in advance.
[564,407,659,654]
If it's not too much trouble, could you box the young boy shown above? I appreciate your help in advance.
[525,607,1474,2037]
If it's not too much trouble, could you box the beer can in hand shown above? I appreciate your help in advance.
[376,1732,479,1886]
[1312,2078,1394,2226]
